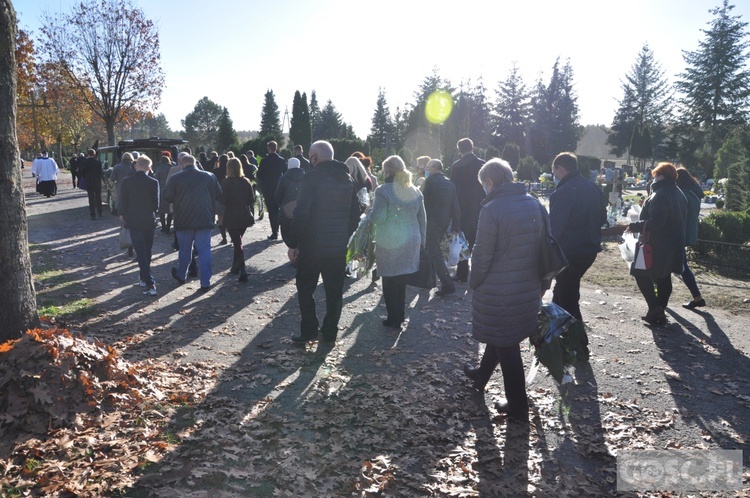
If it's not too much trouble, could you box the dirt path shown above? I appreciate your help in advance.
[22,169,750,496]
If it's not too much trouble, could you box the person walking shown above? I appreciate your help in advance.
[369,155,426,328]
[293,145,312,173]
[275,157,305,250]
[627,162,688,325]
[463,159,548,422]
[676,167,706,309]
[423,159,460,297]
[287,141,359,345]
[450,138,485,282]
[164,154,223,292]
[79,149,103,219]
[69,154,79,189]
[153,154,173,233]
[219,157,255,283]
[257,141,287,240]
[109,152,135,215]
[31,150,59,197]
[119,155,159,296]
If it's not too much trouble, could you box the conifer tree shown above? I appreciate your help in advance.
[289,91,312,152]
[369,88,393,150]
[216,107,238,152]
[494,62,531,154]
[259,89,282,141]
[310,91,321,141]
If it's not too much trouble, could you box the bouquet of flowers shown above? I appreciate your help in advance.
[527,302,589,384]
[346,214,376,278]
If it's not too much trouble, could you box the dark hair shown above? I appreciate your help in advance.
[457,138,473,154]
[552,152,578,172]
[676,166,699,188]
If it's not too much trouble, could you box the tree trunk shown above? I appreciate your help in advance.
[106,118,116,146]
[0,0,40,340]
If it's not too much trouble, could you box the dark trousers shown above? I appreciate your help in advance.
[552,252,597,322]
[425,229,454,292]
[228,227,246,269]
[455,226,476,281]
[130,228,155,288]
[87,186,102,217]
[71,174,77,188]
[474,343,528,415]
[635,274,672,310]
[680,248,701,298]
[266,197,280,236]
[382,275,407,323]
[296,254,346,341]
[160,213,173,231]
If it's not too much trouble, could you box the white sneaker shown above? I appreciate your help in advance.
[138,280,147,287]
[143,287,157,296]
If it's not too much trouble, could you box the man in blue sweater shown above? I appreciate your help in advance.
[549,152,607,329]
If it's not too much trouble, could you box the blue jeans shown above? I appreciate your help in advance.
[130,228,155,288]
[176,229,212,287]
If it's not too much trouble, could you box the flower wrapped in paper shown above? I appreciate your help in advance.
[527,302,589,384]
[345,213,376,278]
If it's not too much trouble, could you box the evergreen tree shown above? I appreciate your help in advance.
[181,96,223,151]
[469,76,492,149]
[310,90,321,141]
[630,122,654,169]
[259,89,282,141]
[369,88,393,150]
[216,107,238,152]
[493,62,531,154]
[317,99,344,140]
[608,43,672,161]
[405,68,455,163]
[289,90,312,151]
[676,0,750,175]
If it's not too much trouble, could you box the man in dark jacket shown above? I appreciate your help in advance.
[164,154,222,292]
[275,157,305,249]
[119,156,160,296]
[68,155,79,188]
[79,149,103,219]
[450,138,485,282]
[288,140,359,345]
[423,159,461,296]
[550,152,607,331]
[293,145,312,173]
[257,141,287,240]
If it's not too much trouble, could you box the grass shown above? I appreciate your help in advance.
[38,298,95,318]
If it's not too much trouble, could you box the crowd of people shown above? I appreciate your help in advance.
[30,137,707,422]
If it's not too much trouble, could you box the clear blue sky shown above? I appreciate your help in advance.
[15,0,750,138]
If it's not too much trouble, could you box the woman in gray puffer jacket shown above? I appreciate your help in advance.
[463,159,548,421]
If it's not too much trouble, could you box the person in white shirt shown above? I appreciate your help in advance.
[31,150,60,197]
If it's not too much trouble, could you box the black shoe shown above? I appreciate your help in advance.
[230,266,240,275]
[682,298,706,309]
[382,319,402,328]
[267,233,278,240]
[171,267,185,284]
[436,288,456,297]
[291,335,314,345]
[641,306,667,325]
[494,398,529,421]
[463,363,485,390]
[198,286,210,293]
[218,238,228,245]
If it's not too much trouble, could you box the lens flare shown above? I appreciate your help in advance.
[425,90,453,124]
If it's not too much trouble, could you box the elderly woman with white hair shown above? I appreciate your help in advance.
[368,155,426,328]
[463,158,549,422]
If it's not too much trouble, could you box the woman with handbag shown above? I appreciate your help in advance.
[627,162,687,325]
[368,155,426,328]
[463,159,548,422]
[219,158,255,283]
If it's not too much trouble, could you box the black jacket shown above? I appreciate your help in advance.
[423,173,460,234]
[257,152,287,198]
[79,157,103,190]
[549,170,607,257]
[450,152,485,240]
[296,154,312,173]
[289,160,359,257]
[119,171,159,230]
[275,168,305,210]
[219,176,255,230]
[163,165,222,230]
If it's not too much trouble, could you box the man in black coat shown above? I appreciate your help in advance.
[257,140,287,240]
[119,156,160,295]
[79,149,103,219]
[288,140,359,345]
[68,155,79,188]
[450,138,485,282]
[423,159,461,296]
[293,145,312,173]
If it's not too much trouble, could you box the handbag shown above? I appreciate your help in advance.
[537,203,568,281]
[631,227,653,272]
[119,224,132,249]
[403,252,436,289]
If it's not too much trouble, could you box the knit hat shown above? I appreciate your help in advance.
[288,158,300,169]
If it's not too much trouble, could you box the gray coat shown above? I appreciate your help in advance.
[369,181,426,277]
[470,183,545,347]
[163,165,222,230]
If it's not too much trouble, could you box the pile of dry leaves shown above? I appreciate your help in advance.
[0,326,217,496]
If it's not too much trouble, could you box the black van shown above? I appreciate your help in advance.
[97,138,187,213]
